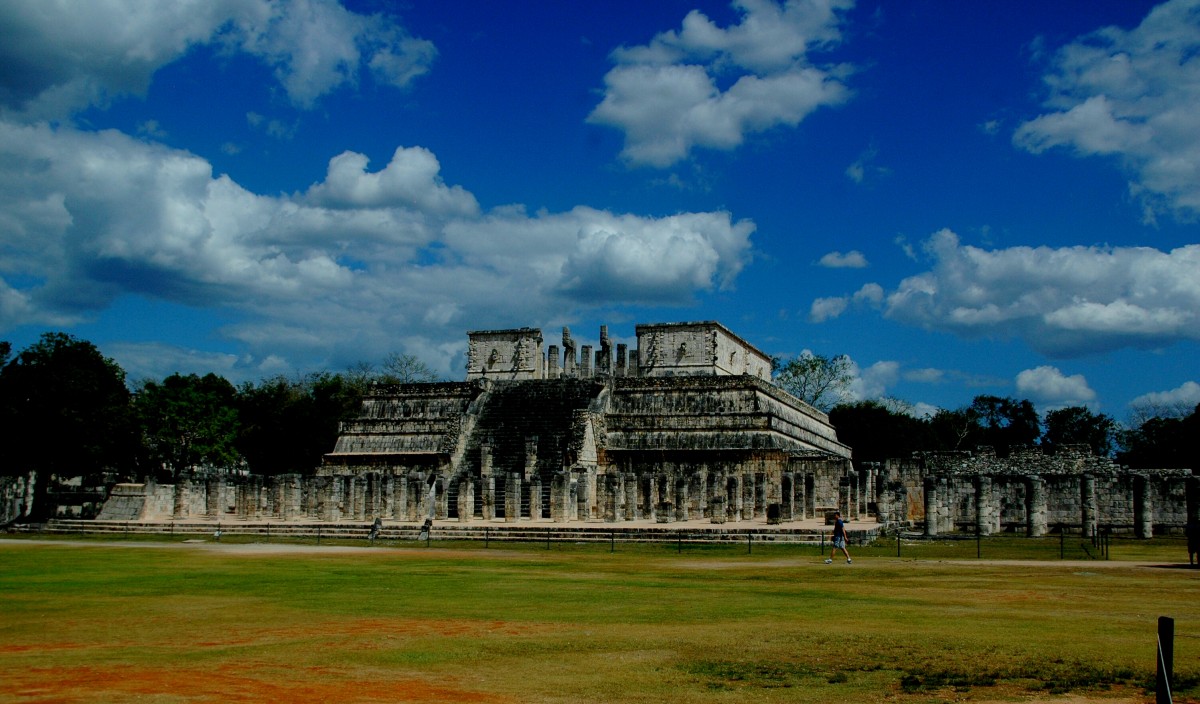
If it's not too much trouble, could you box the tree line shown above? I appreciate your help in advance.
[775,353,1198,470]
[0,332,440,483]
[1,334,1196,488]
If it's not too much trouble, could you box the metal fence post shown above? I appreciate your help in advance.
[1158,616,1174,704]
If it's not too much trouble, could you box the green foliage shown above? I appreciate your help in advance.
[235,372,364,475]
[1042,406,1117,457]
[968,395,1041,455]
[1118,403,1199,469]
[828,401,934,464]
[0,332,136,483]
[134,373,242,478]
[772,352,853,411]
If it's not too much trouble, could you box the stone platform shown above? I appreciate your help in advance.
[35,516,878,546]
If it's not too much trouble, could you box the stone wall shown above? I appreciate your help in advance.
[1,473,35,524]
[876,445,1196,535]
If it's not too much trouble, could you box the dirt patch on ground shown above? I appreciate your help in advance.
[5,663,513,704]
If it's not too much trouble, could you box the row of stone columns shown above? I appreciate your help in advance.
[921,473,1161,537]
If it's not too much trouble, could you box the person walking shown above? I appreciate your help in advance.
[825,510,851,564]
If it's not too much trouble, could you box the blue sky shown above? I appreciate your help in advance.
[2,0,1198,420]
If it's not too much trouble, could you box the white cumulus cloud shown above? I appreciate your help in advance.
[808,282,883,322]
[304,146,479,216]
[1130,380,1200,410]
[818,250,868,268]
[0,122,756,371]
[884,229,1200,356]
[1014,0,1200,218]
[0,0,435,120]
[588,0,853,167]
[1015,366,1096,407]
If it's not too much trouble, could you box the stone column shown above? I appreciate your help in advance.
[457,475,474,522]
[174,475,191,518]
[405,476,421,521]
[794,472,807,521]
[645,475,657,523]
[780,472,794,521]
[505,472,522,522]
[325,477,344,522]
[730,474,743,523]
[205,476,221,518]
[529,474,543,520]
[856,469,867,517]
[839,476,853,520]
[392,475,408,521]
[616,344,627,377]
[602,474,616,522]
[480,445,495,521]
[975,476,995,535]
[923,475,939,537]
[353,476,368,520]
[675,477,689,522]
[251,476,264,520]
[709,474,726,524]
[753,473,765,519]
[551,472,569,522]
[865,467,877,517]
[576,469,592,520]
[568,475,579,521]
[624,474,639,521]
[742,474,755,521]
[1026,475,1047,537]
[1134,474,1153,539]
[547,344,560,378]
[931,477,950,532]
[1081,474,1098,540]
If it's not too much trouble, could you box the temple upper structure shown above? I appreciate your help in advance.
[466,321,772,381]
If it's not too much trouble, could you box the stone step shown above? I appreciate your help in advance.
[35,518,874,545]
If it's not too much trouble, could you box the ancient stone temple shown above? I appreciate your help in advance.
[310,321,854,525]
[85,320,1196,536]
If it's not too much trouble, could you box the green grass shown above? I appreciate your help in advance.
[1,537,1197,703]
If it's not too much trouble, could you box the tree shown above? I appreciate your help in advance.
[773,352,853,412]
[235,372,363,475]
[0,333,136,516]
[927,407,977,452]
[829,400,935,465]
[968,395,1040,455]
[380,352,441,383]
[1118,404,1199,470]
[135,373,241,478]
[1041,406,1116,457]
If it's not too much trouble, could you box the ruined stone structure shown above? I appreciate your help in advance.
[124,322,857,525]
[77,320,1197,537]
[875,445,1198,536]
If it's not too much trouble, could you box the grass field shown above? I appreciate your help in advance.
[1,536,1198,703]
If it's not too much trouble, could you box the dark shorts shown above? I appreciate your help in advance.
[833,536,846,549]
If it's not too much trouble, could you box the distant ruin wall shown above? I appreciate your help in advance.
[1,473,35,524]
[876,446,1196,536]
